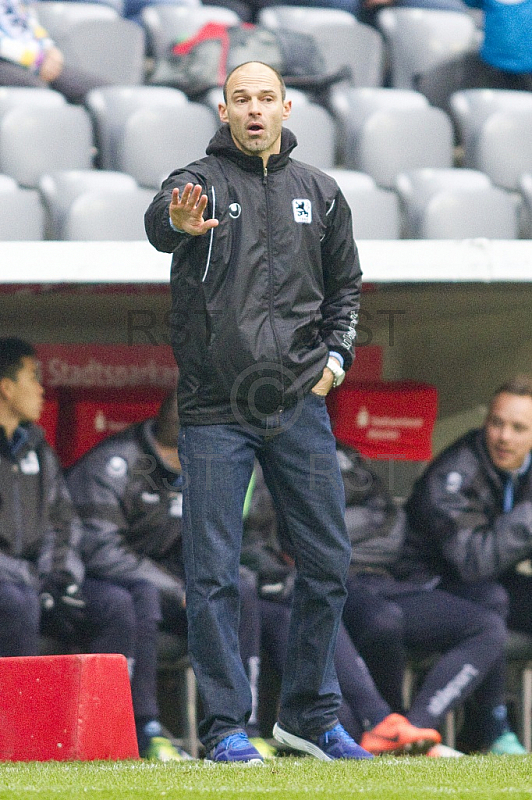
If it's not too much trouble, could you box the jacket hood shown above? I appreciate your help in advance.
[205,124,298,172]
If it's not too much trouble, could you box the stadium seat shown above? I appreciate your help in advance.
[0,86,66,114]
[329,86,429,166]
[325,169,401,239]
[39,169,139,239]
[395,168,518,239]
[35,0,121,37]
[0,173,18,191]
[50,17,146,85]
[119,103,219,187]
[469,110,532,191]
[332,90,454,187]
[0,105,94,188]
[376,8,480,93]
[257,6,385,89]
[61,187,157,240]
[0,178,45,240]
[285,103,337,169]
[518,173,532,239]
[85,86,189,170]
[449,89,532,162]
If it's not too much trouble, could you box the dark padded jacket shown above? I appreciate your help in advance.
[65,420,185,602]
[395,429,532,585]
[145,125,361,425]
[0,424,84,589]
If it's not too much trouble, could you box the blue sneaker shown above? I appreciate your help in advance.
[273,722,374,761]
[206,732,264,764]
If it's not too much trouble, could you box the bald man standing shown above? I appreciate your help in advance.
[145,62,370,763]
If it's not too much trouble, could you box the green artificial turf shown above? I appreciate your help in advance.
[0,755,531,800]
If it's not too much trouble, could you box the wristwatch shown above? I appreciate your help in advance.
[326,356,345,388]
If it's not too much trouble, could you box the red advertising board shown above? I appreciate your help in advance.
[332,381,438,461]
[34,345,177,466]
[34,344,177,392]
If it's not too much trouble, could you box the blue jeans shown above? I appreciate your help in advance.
[178,392,351,749]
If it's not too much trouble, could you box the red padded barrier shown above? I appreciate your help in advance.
[0,654,139,761]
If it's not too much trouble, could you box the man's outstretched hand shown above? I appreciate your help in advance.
[170,183,219,236]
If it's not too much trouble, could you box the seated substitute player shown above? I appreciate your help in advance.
[0,336,85,658]
[396,376,532,754]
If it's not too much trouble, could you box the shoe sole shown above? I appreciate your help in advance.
[365,738,438,756]
[272,724,332,761]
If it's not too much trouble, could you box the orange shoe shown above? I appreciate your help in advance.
[360,713,441,755]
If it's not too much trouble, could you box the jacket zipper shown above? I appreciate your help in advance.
[201,186,216,283]
[12,463,22,557]
[263,165,284,411]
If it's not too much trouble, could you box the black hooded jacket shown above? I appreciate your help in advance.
[395,429,532,585]
[66,420,185,603]
[145,125,361,425]
[0,424,84,589]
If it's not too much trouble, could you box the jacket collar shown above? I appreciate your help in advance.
[0,422,43,459]
[205,124,298,173]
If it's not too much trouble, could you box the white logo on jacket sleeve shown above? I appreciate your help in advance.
[106,456,128,478]
[292,199,312,223]
[141,491,160,504]
[229,203,241,219]
[445,471,463,493]
[20,451,39,475]
[169,493,183,517]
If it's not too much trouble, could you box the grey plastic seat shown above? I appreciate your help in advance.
[414,187,517,239]
[52,17,146,85]
[325,169,401,239]
[39,169,139,239]
[376,8,480,91]
[330,86,429,164]
[518,173,532,239]
[0,178,45,240]
[141,4,240,64]
[335,91,454,187]
[395,167,517,238]
[0,105,94,187]
[286,103,337,169]
[120,103,219,187]
[449,89,532,169]
[35,1,121,38]
[85,86,189,169]
[0,174,18,191]
[474,110,532,190]
[395,166,492,235]
[0,87,66,115]
[61,187,156,240]
[257,6,385,88]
